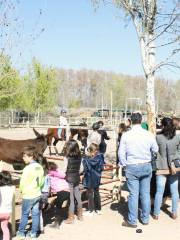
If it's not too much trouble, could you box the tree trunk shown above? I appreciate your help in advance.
[140,33,156,134]
[146,33,156,135]
[146,73,156,135]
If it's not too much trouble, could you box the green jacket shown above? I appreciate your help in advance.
[20,161,44,199]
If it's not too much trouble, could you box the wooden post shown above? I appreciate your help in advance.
[11,192,16,237]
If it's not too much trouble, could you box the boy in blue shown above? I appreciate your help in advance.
[82,143,104,216]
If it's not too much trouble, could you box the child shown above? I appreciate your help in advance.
[48,162,70,228]
[83,143,104,216]
[37,155,50,233]
[37,154,50,210]
[0,171,15,240]
[64,139,83,224]
[16,146,44,240]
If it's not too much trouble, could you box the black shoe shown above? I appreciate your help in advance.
[49,220,60,229]
[141,221,149,225]
[122,221,137,228]
[139,219,149,225]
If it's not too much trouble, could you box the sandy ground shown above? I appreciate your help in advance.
[0,127,180,240]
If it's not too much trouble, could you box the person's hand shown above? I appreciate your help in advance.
[170,165,176,175]
[80,175,84,182]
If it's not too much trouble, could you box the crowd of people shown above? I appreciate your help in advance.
[0,113,179,239]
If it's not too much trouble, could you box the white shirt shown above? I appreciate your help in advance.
[59,116,68,126]
[0,186,15,214]
[118,124,158,166]
[87,130,101,148]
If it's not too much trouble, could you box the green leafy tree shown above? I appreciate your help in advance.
[0,55,22,110]
[30,59,58,113]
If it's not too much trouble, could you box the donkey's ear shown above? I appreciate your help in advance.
[33,128,41,137]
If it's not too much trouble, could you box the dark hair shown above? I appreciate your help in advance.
[161,117,176,139]
[119,123,127,132]
[22,146,37,159]
[92,122,100,130]
[36,154,49,175]
[48,161,58,171]
[97,121,104,126]
[0,171,12,186]
[61,109,66,114]
[131,113,142,124]
[64,139,81,158]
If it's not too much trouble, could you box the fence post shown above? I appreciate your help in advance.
[11,192,16,237]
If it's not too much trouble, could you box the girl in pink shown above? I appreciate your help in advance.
[0,171,15,240]
[48,162,70,228]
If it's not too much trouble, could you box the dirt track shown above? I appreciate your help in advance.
[0,128,180,240]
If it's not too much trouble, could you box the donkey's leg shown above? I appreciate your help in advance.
[53,139,59,155]
[48,146,52,155]
[61,142,66,155]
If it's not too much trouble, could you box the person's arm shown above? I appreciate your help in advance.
[79,160,84,174]
[103,130,110,140]
[63,157,68,173]
[151,136,159,153]
[19,167,28,193]
[118,135,127,166]
[48,169,66,179]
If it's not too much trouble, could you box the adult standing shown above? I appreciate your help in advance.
[87,123,101,149]
[118,112,158,227]
[153,117,180,220]
[116,123,127,165]
[97,121,110,155]
[59,109,68,141]
[59,109,68,126]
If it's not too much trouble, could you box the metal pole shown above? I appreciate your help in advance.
[110,90,113,125]
[125,98,127,120]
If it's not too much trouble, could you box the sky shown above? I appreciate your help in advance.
[5,0,180,80]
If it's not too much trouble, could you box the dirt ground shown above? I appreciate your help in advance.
[0,127,180,240]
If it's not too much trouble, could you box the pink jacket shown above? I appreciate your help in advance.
[48,169,69,193]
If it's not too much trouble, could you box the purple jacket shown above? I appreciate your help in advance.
[48,169,69,193]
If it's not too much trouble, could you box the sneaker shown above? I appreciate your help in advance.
[83,211,94,217]
[95,210,102,215]
[16,236,25,240]
[26,232,37,239]
[16,232,25,240]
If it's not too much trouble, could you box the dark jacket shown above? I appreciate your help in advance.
[98,129,110,154]
[82,153,104,189]
[156,134,180,170]
[66,157,81,186]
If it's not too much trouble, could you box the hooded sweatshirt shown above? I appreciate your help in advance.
[82,153,104,188]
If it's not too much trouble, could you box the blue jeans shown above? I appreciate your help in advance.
[17,197,40,237]
[153,174,179,216]
[125,163,152,225]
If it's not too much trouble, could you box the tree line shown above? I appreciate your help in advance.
[0,55,179,115]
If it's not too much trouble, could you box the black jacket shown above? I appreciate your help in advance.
[98,129,110,154]
[66,157,81,186]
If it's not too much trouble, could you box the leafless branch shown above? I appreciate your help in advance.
[147,14,178,45]
[153,48,180,73]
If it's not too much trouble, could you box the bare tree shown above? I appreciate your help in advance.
[92,0,180,133]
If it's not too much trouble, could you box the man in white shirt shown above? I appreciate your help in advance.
[87,122,101,149]
[58,110,68,139]
[118,112,158,228]
[59,110,68,126]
